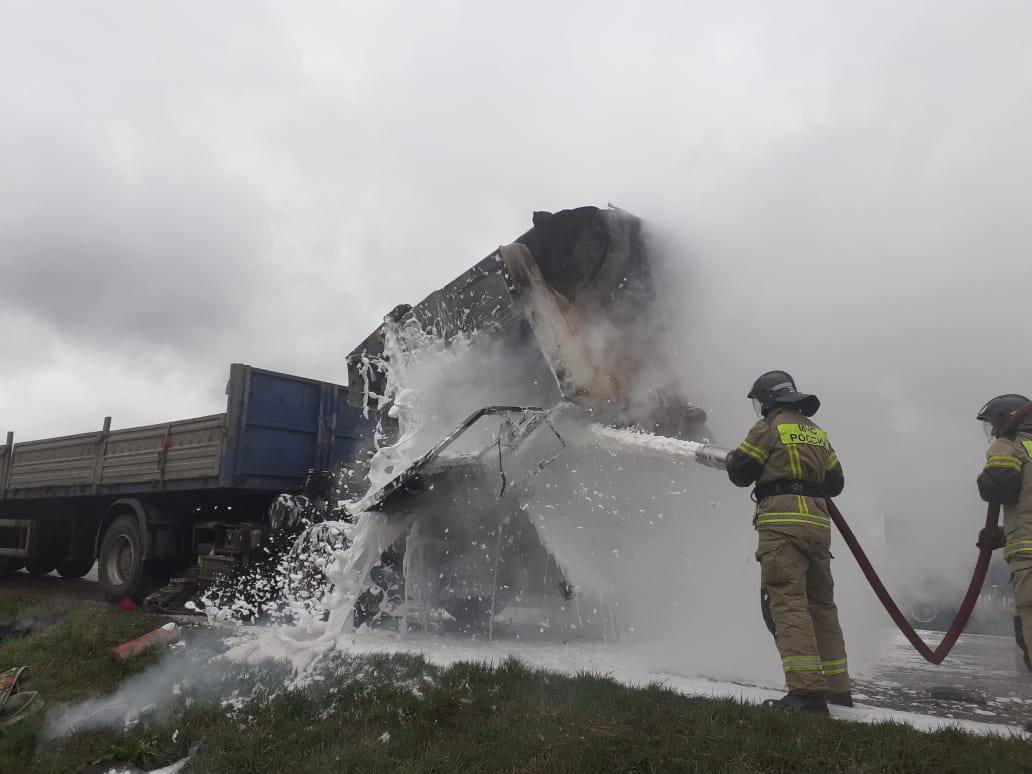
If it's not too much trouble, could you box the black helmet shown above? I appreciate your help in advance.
[976,394,1032,437]
[748,370,820,417]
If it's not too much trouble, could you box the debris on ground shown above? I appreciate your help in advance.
[78,740,202,774]
[0,666,44,731]
[112,623,181,661]
[0,613,63,644]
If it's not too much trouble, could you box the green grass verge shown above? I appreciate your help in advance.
[2,592,1031,773]
[0,592,169,705]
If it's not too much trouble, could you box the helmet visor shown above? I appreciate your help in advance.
[983,420,995,440]
[752,398,764,417]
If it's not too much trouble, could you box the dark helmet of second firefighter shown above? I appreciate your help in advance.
[977,394,1032,437]
[748,370,820,417]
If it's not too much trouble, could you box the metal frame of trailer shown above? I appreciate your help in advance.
[0,363,375,595]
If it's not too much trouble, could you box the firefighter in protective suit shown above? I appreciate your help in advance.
[975,394,1032,670]
[726,371,851,715]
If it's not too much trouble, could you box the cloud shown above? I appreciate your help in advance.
[1,0,1030,516]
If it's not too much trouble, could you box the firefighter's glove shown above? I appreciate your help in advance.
[976,526,1006,551]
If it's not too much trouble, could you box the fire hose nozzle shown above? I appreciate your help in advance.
[692,444,731,470]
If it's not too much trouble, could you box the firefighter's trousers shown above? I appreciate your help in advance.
[1009,558,1032,669]
[757,531,851,695]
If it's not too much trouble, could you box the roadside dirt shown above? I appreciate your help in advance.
[0,569,105,604]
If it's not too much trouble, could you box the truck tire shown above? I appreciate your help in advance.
[57,558,95,579]
[25,560,56,576]
[0,558,23,578]
[98,515,145,602]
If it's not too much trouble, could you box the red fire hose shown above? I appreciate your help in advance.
[827,402,1032,664]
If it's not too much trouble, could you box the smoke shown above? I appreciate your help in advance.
[642,17,1032,627]
[44,630,294,740]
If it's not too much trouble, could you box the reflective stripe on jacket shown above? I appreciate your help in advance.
[981,434,1032,560]
[735,407,842,538]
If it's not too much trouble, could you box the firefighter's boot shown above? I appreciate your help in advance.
[763,693,829,716]
[827,692,853,707]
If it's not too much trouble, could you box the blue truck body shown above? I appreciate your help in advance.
[0,363,374,501]
[219,363,374,493]
[0,363,376,596]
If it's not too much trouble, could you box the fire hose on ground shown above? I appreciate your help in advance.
[591,402,1032,665]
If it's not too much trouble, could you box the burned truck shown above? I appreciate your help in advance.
[287,205,712,633]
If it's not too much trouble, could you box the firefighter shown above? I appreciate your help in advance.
[725,370,850,715]
[975,394,1032,670]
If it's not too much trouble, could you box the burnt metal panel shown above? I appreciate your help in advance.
[344,205,705,440]
[407,254,523,341]
[344,205,660,411]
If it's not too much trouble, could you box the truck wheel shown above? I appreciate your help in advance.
[57,558,95,579]
[99,515,145,602]
[25,560,56,576]
[0,558,23,578]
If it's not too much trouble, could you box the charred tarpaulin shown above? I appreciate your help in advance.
[345,205,706,439]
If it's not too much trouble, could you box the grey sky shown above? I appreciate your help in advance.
[2,0,1030,546]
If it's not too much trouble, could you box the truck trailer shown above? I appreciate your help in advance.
[0,364,374,601]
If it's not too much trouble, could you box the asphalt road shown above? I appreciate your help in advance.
[854,629,1032,727]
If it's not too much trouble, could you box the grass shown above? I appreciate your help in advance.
[2,592,1032,773]
[0,592,169,705]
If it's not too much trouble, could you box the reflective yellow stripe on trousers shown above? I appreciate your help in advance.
[782,656,822,673]
[756,512,832,529]
[821,658,848,676]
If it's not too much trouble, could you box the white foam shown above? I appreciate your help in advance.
[224,625,1024,738]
